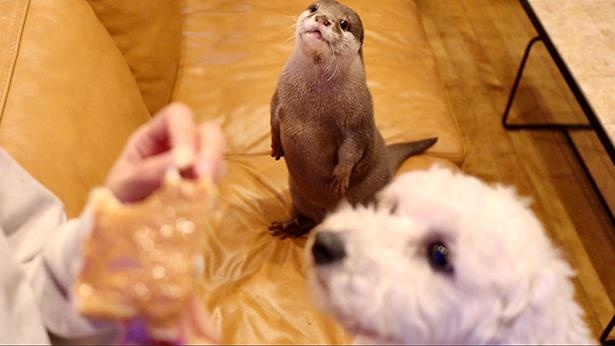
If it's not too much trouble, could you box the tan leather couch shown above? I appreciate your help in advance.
[0,0,464,343]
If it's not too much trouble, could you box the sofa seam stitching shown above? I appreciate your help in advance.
[0,0,31,125]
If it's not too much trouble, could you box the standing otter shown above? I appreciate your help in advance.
[269,0,437,238]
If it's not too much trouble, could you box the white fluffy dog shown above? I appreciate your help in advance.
[306,167,595,344]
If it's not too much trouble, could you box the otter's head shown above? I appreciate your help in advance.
[295,0,364,63]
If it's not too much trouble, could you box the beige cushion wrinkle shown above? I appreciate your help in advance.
[88,0,182,115]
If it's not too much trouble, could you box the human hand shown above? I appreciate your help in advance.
[105,102,225,203]
[100,103,223,343]
[121,296,219,345]
[178,296,219,344]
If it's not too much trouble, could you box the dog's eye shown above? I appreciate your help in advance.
[339,19,350,31]
[427,241,453,273]
[308,3,318,13]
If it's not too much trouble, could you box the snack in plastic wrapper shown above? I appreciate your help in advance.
[74,170,217,341]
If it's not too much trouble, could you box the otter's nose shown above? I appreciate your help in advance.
[312,232,346,265]
[314,14,331,27]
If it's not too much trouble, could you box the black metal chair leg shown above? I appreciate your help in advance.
[502,36,614,345]
[601,314,615,345]
[501,36,591,130]
[502,36,541,129]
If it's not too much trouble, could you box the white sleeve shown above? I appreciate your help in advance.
[26,213,121,343]
[0,149,120,343]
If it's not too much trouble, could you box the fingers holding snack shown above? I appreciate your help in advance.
[195,122,225,184]
[105,102,225,203]
[179,296,219,345]
[128,102,197,168]
[121,297,219,345]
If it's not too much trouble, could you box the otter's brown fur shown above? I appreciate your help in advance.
[269,0,437,237]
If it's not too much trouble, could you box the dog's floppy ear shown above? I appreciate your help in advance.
[501,262,564,325]
[500,276,532,323]
[530,269,558,307]
[529,258,574,307]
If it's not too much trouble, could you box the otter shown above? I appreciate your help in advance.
[269,0,437,238]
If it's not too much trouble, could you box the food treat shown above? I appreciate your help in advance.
[74,170,217,341]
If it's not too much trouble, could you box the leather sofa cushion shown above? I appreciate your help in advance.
[199,154,457,343]
[173,0,465,164]
[0,0,150,217]
[87,0,182,114]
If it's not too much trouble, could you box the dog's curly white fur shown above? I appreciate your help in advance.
[306,167,595,344]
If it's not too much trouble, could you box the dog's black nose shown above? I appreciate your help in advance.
[312,231,346,265]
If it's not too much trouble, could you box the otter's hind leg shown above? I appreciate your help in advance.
[269,214,316,239]
[269,181,324,238]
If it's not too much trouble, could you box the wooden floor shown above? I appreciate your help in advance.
[416,0,615,338]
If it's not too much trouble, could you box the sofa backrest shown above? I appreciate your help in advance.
[87,0,182,114]
[172,0,465,163]
[0,0,151,217]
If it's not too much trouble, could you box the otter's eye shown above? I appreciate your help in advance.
[308,3,318,13]
[339,19,350,31]
[427,241,453,273]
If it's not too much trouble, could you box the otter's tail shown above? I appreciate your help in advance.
[386,137,438,171]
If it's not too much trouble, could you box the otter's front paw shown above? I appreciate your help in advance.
[331,167,350,197]
[271,142,284,160]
